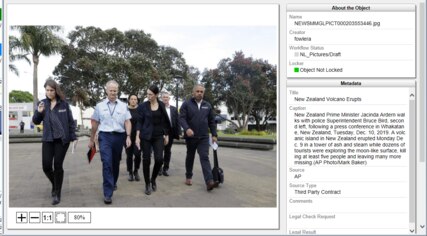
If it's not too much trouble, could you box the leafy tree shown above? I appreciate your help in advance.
[54,26,190,108]
[9,90,33,103]
[154,46,187,91]
[165,66,200,107]
[202,51,277,131]
[249,61,277,131]
[200,68,221,108]
[11,26,65,110]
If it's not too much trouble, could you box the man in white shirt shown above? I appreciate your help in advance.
[88,80,132,204]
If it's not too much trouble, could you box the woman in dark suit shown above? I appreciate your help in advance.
[126,94,141,181]
[32,79,77,205]
[135,85,171,195]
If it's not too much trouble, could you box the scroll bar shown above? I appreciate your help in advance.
[418,3,426,234]
[409,88,416,233]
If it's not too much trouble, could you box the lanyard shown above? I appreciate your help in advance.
[108,102,117,117]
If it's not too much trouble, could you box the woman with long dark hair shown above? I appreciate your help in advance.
[32,79,77,205]
[135,85,171,195]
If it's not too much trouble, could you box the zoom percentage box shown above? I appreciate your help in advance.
[68,212,91,224]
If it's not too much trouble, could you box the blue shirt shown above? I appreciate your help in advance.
[92,99,131,132]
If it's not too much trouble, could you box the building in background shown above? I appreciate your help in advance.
[9,103,79,132]
[9,103,32,130]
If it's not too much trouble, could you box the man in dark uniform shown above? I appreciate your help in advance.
[179,84,218,191]
[159,92,181,176]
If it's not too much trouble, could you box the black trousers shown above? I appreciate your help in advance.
[42,139,70,196]
[185,137,213,184]
[141,137,164,185]
[162,138,174,171]
[126,142,141,173]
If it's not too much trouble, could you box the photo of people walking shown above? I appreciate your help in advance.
[8,18,277,208]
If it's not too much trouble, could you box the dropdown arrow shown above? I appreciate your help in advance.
[421,225,425,229]
[410,229,415,233]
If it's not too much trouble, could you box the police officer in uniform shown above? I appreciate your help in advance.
[89,80,132,204]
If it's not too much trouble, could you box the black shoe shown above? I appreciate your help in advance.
[128,172,134,181]
[158,170,163,176]
[134,171,140,181]
[207,180,216,191]
[52,195,60,205]
[145,185,152,195]
[151,180,157,192]
[114,185,117,191]
[162,170,169,176]
[104,197,112,204]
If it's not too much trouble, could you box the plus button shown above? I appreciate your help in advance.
[16,212,28,223]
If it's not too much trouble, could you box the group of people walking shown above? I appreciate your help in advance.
[33,79,219,205]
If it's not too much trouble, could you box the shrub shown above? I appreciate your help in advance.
[239,130,267,136]
[223,128,237,134]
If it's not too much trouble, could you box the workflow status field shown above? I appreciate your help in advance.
[287,4,415,78]
[287,81,416,235]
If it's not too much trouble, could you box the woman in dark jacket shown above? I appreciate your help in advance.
[126,94,142,182]
[32,79,77,205]
[135,85,171,195]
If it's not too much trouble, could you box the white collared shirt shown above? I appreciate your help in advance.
[165,105,172,126]
[196,100,203,110]
[92,98,131,132]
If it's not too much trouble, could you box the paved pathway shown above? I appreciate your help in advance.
[9,137,276,208]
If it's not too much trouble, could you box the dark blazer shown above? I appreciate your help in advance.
[136,99,171,141]
[179,98,217,139]
[168,105,181,140]
[32,98,77,144]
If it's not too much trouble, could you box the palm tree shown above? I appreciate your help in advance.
[9,35,31,76]
[12,26,65,110]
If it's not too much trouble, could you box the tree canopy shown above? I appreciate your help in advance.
[16,26,278,132]
[9,90,33,103]
[54,26,190,107]
[201,51,277,130]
